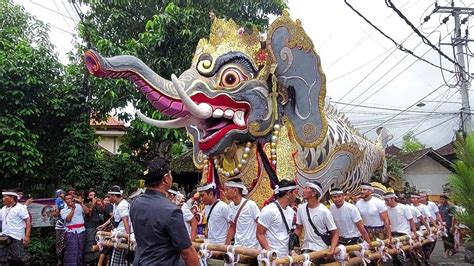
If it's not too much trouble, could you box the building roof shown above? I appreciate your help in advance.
[385,145,402,156]
[395,147,453,172]
[90,116,126,131]
[436,141,455,156]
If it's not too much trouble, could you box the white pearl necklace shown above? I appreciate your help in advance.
[204,142,253,177]
[270,124,280,166]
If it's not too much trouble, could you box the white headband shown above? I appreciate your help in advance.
[225,181,248,195]
[2,192,19,198]
[197,183,216,192]
[274,185,297,195]
[360,185,373,190]
[306,182,323,196]
[329,190,344,196]
[383,193,397,199]
[168,189,180,195]
[108,190,123,195]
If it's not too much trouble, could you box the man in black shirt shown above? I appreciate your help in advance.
[130,158,198,265]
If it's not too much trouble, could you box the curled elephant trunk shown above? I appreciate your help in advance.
[84,50,189,118]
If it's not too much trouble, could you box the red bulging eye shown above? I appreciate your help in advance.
[219,67,247,89]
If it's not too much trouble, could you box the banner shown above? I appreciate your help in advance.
[26,198,56,228]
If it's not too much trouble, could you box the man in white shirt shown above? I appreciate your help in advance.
[60,192,90,265]
[198,183,230,244]
[168,187,197,240]
[257,180,297,257]
[410,193,436,263]
[384,192,418,266]
[107,185,131,266]
[294,181,338,263]
[329,188,371,245]
[224,179,260,249]
[355,183,392,242]
[384,192,416,237]
[1,190,31,265]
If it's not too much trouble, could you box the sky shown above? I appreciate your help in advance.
[13,0,474,149]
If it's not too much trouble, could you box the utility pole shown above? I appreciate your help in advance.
[434,4,473,135]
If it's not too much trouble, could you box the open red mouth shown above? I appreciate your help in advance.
[190,93,250,151]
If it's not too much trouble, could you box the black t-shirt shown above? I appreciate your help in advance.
[103,203,113,222]
[130,189,191,266]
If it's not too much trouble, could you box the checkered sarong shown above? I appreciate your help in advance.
[64,231,85,266]
[110,248,128,266]
[55,229,66,257]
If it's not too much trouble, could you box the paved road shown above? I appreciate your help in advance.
[430,241,472,265]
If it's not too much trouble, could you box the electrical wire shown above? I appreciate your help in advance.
[361,76,456,134]
[385,0,474,79]
[344,0,456,75]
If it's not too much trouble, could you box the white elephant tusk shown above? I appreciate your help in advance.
[136,110,195,128]
[171,74,212,119]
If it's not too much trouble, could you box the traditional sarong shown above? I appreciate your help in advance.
[110,248,128,266]
[64,231,85,266]
[84,228,99,263]
[364,225,387,241]
[55,229,66,257]
[2,238,28,264]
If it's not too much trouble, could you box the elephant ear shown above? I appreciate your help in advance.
[267,11,328,147]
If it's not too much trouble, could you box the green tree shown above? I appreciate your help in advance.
[401,130,426,153]
[0,1,63,185]
[449,133,474,240]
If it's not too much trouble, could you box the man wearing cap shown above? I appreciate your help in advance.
[1,190,31,265]
[168,186,197,240]
[257,180,298,257]
[53,189,66,265]
[355,182,392,242]
[329,188,371,245]
[106,185,131,265]
[224,178,260,249]
[198,183,230,244]
[130,158,198,265]
[60,193,90,265]
[294,181,338,259]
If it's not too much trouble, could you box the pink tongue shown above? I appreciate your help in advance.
[207,120,229,131]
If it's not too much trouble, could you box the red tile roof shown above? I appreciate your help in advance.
[90,116,126,130]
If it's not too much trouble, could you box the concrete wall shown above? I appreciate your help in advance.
[402,155,452,195]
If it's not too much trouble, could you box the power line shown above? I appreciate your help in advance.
[332,100,459,114]
[393,115,457,145]
[344,0,456,75]
[361,76,455,134]
[385,0,473,79]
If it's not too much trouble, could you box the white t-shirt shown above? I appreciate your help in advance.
[205,200,230,244]
[229,199,260,249]
[1,204,29,240]
[60,204,85,234]
[356,197,387,226]
[387,204,413,235]
[297,203,337,251]
[181,204,194,238]
[408,205,423,224]
[330,202,362,238]
[258,202,295,257]
[413,204,432,221]
[426,201,439,219]
[113,199,130,233]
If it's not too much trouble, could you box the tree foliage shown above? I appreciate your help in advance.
[449,133,474,239]
[401,130,426,154]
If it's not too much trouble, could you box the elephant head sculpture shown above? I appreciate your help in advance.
[85,11,386,205]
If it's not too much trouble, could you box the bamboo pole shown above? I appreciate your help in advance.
[96,231,129,239]
[273,232,434,265]
[192,242,277,260]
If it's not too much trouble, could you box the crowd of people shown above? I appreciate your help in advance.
[0,158,464,266]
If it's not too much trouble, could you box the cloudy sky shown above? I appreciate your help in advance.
[14,0,474,149]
